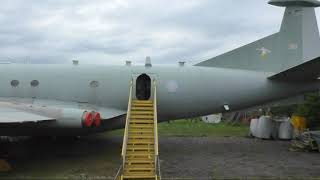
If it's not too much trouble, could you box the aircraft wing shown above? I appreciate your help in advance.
[0,107,55,123]
[95,107,126,120]
[0,98,126,124]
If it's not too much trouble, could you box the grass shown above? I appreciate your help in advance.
[107,119,249,137]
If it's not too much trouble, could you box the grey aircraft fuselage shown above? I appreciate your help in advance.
[0,64,318,135]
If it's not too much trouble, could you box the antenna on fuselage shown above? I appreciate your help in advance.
[179,61,186,67]
[126,61,132,66]
[72,60,79,66]
[145,56,152,68]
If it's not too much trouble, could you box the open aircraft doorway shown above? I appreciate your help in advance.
[136,74,151,100]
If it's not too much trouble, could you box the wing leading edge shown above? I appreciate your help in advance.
[0,98,126,125]
[0,107,55,123]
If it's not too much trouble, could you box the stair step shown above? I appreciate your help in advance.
[128,140,154,145]
[126,155,155,159]
[127,144,154,149]
[126,151,155,156]
[130,118,154,123]
[126,154,154,160]
[130,124,154,128]
[124,167,155,172]
[129,133,154,137]
[128,138,154,142]
[126,155,154,159]
[132,104,153,106]
[126,148,155,152]
[129,131,153,134]
[129,129,154,132]
[131,111,154,115]
[131,107,153,111]
[129,127,154,130]
[127,150,154,155]
[130,115,154,119]
[129,134,154,138]
[123,177,156,180]
[132,100,153,103]
[122,174,156,179]
[126,160,154,164]
[124,169,155,173]
[127,141,154,145]
[126,149,155,153]
[132,104,153,107]
[125,163,155,168]
[129,131,154,135]
[129,135,154,139]
[126,149,154,154]
[132,100,153,102]
[130,120,154,125]
[130,127,153,130]
[129,129,154,133]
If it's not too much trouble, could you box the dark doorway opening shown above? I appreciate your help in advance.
[136,74,151,100]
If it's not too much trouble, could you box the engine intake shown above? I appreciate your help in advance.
[92,112,101,127]
[55,108,102,128]
[82,111,93,127]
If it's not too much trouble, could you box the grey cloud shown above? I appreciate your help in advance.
[0,0,318,65]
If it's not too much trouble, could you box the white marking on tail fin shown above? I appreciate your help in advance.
[256,47,272,58]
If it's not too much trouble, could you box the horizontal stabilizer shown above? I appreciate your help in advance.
[268,56,320,81]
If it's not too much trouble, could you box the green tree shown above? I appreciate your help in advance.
[295,93,320,129]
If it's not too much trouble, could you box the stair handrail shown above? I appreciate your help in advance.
[121,79,133,167]
[153,80,159,156]
[153,80,161,179]
[113,165,122,180]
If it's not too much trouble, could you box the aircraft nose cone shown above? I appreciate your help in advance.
[268,0,320,7]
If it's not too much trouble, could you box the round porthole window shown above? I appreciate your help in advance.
[90,81,99,88]
[11,80,19,87]
[31,80,39,87]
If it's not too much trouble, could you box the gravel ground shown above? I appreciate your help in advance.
[0,135,319,179]
[160,137,320,179]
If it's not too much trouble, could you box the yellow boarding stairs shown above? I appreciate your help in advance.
[115,81,161,180]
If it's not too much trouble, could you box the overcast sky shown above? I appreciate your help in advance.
[0,0,319,65]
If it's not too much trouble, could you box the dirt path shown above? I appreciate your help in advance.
[0,136,319,179]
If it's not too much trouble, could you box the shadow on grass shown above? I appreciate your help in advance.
[0,135,122,179]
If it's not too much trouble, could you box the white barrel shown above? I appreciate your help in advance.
[250,118,259,137]
[271,120,281,140]
[278,120,293,140]
[256,116,272,139]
